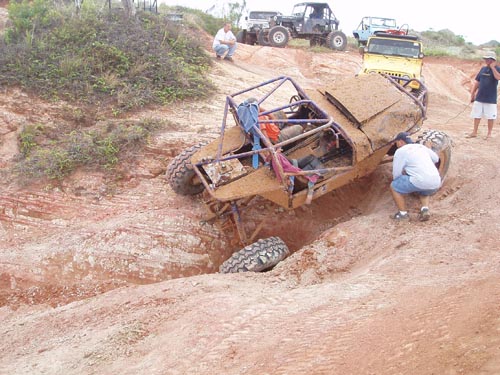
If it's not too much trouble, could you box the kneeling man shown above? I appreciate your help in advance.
[390,132,441,221]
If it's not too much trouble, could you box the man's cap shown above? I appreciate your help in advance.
[394,132,414,144]
[482,51,497,60]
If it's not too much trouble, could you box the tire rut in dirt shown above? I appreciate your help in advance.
[219,237,290,273]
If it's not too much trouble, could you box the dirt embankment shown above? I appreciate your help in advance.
[1,32,500,375]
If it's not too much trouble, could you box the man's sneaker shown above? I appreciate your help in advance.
[391,211,409,221]
[419,207,430,221]
[224,56,234,62]
[215,54,222,60]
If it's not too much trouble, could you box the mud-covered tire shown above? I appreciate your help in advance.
[219,237,290,273]
[416,130,452,180]
[268,26,290,48]
[166,142,207,196]
[326,30,347,51]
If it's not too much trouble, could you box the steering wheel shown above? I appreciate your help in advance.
[289,95,302,113]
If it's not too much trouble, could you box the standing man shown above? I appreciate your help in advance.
[390,132,441,222]
[213,22,237,62]
[467,50,500,140]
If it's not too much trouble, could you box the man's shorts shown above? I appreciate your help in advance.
[471,101,497,120]
[391,175,438,196]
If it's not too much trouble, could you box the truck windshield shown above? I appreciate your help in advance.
[367,39,421,58]
[248,11,278,20]
[370,18,396,28]
[292,4,306,16]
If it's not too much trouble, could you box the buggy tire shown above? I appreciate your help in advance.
[326,31,347,51]
[166,142,207,196]
[268,26,290,48]
[219,237,290,273]
[416,130,452,181]
[257,30,270,46]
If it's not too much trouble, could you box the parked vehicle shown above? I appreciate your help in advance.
[236,10,281,46]
[259,2,347,50]
[359,32,425,94]
[166,74,451,273]
[352,16,409,45]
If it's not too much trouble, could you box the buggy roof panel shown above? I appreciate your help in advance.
[323,74,402,126]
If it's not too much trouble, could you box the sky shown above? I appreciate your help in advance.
[161,0,499,46]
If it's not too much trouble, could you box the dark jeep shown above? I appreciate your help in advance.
[261,2,347,50]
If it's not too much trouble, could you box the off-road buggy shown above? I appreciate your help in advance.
[259,2,347,50]
[166,74,452,273]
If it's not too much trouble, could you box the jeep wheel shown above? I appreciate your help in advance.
[166,142,207,196]
[219,237,290,273]
[268,26,290,48]
[236,30,245,44]
[416,130,452,180]
[326,30,347,51]
[257,30,270,46]
[247,34,257,45]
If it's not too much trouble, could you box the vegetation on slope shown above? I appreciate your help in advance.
[0,0,220,180]
[0,0,215,110]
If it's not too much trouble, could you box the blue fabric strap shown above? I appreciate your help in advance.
[237,101,261,168]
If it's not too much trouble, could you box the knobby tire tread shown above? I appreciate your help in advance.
[219,237,290,273]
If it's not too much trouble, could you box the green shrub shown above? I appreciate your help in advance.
[16,118,165,180]
[1,1,215,110]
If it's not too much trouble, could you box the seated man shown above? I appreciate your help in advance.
[213,22,237,61]
[259,112,303,143]
[247,98,303,144]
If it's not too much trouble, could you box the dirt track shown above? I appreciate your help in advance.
[1,28,500,374]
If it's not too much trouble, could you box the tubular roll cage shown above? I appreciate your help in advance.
[190,76,350,199]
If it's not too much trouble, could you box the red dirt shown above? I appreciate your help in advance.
[1,17,499,375]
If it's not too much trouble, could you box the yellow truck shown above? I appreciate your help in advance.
[359,32,424,92]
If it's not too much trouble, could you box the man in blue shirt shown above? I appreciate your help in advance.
[467,51,500,140]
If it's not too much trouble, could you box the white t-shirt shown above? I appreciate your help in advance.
[212,28,236,49]
[393,143,441,190]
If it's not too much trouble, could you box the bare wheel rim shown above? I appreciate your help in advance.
[272,31,286,44]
